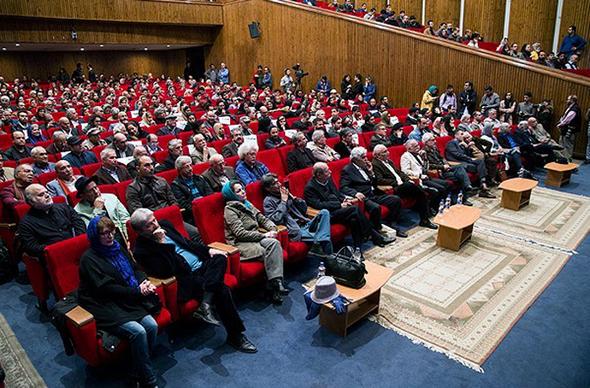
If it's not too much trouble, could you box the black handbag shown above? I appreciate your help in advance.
[323,246,367,289]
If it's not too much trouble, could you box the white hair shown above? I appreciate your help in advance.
[373,144,387,153]
[350,146,367,159]
[175,155,192,170]
[100,148,116,160]
[130,208,154,231]
[237,142,259,159]
[404,139,418,150]
[31,146,47,158]
[311,130,325,142]
[421,133,435,143]
[168,139,182,150]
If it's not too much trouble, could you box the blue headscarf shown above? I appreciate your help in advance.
[87,216,139,288]
[26,127,47,145]
[221,180,252,209]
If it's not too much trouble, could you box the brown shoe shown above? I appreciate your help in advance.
[479,190,496,199]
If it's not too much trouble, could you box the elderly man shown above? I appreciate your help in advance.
[157,114,182,136]
[340,147,407,237]
[31,146,55,176]
[0,153,14,182]
[17,184,86,258]
[304,162,394,248]
[202,154,237,192]
[130,208,256,353]
[108,133,135,158]
[171,156,213,219]
[63,136,98,168]
[221,128,244,158]
[0,164,34,212]
[46,131,70,155]
[369,124,392,151]
[333,129,357,158]
[4,130,32,161]
[307,130,340,162]
[46,160,82,198]
[57,116,80,137]
[238,116,254,136]
[286,132,315,173]
[372,144,437,228]
[155,139,183,172]
[94,148,132,185]
[145,133,163,155]
[74,176,130,239]
[126,145,153,178]
[445,131,494,197]
[234,143,270,185]
[190,134,218,164]
[108,111,129,133]
[81,127,107,150]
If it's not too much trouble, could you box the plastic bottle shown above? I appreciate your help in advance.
[457,190,463,205]
[353,247,362,263]
[445,194,452,210]
[318,261,326,278]
[438,199,445,214]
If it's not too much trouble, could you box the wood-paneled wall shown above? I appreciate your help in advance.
[2,0,223,26]
[464,0,506,42]
[559,0,590,67]
[0,50,186,80]
[424,0,460,27]
[509,0,558,52]
[0,19,219,46]
[206,0,589,154]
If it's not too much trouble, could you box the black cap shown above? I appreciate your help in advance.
[67,136,83,146]
[392,122,404,131]
[74,176,99,198]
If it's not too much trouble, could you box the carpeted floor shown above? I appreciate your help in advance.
[0,166,589,387]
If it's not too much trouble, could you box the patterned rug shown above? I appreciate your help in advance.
[364,228,571,372]
[470,186,590,251]
[0,314,46,387]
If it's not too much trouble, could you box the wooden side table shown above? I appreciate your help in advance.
[544,162,577,187]
[433,205,481,251]
[316,261,394,336]
[498,178,538,210]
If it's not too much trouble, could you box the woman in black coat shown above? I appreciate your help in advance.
[78,216,160,387]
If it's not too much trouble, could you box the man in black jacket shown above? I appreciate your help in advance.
[171,156,213,222]
[18,184,86,257]
[130,208,256,353]
[286,132,316,173]
[458,81,477,115]
[304,162,394,248]
[339,147,408,237]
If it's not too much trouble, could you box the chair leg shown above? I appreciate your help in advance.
[36,298,49,315]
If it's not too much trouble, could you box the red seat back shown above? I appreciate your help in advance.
[192,193,226,244]
[245,181,265,211]
[44,235,90,299]
[152,150,169,164]
[126,205,187,248]
[328,158,350,189]
[286,167,313,198]
[257,149,286,178]
[82,162,102,177]
[155,169,178,184]
[388,145,406,168]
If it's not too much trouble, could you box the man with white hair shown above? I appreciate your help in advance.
[340,147,408,237]
[46,160,83,198]
[93,148,132,185]
[307,130,340,162]
[202,154,237,192]
[157,114,182,136]
[235,143,270,185]
[190,134,218,164]
[171,156,213,219]
[221,127,244,158]
[155,139,183,172]
[31,146,55,176]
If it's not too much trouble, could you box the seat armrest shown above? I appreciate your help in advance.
[148,276,176,286]
[276,225,287,233]
[307,207,320,217]
[377,185,393,192]
[208,241,239,255]
[447,161,462,166]
[0,222,16,230]
[66,305,94,328]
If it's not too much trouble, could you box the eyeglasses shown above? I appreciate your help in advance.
[99,230,115,237]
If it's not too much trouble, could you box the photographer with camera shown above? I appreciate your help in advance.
[292,63,308,92]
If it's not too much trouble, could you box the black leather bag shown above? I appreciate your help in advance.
[323,246,367,289]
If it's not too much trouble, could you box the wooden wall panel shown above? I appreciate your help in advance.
[559,0,590,67]
[424,0,461,27]
[0,19,219,46]
[464,0,506,42]
[207,0,589,154]
[509,0,557,52]
[1,0,223,26]
[0,50,186,80]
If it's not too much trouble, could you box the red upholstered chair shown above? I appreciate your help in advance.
[193,162,209,175]
[210,139,231,154]
[44,235,171,367]
[257,149,287,178]
[36,167,81,186]
[81,162,102,177]
[157,134,176,148]
[177,131,193,144]
[91,145,108,160]
[152,150,169,164]
[155,169,178,184]
[276,145,294,172]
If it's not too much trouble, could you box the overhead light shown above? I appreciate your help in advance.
[166,45,171,48]
[80,47,85,51]
[15,43,20,47]
[1,48,6,51]
[99,44,104,47]
[144,47,148,51]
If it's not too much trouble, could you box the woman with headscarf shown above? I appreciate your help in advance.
[78,216,161,387]
[431,117,449,137]
[26,123,48,145]
[221,180,286,304]
[420,85,439,113]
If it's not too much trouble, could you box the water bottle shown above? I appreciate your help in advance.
[445,194,452,210]
[438,200,445,215]
[353,247,362,263]
[318,261,326,278]
[457,191,463,205]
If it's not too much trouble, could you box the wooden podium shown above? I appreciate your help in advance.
[317,261,393,337]
[498,178,538,210]
[433,205,481,251]
[544,162,577,187]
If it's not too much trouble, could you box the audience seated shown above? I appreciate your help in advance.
[202,154,237,192]
[222,128,244,158]
[171,156,213,219]
[46,160,82,198]
[286,132,316,173]
[333,129,357,158]
[81,128,107,150]
[130,208,257,353]
[264,127,287,150]
[221,180,286,304]
[304,162,394,247]
[157,114,182,136]
[145,134,163,155]
[63,136,99,168]
[235,143,270,185]
[4,131,32,161]
[93,148,132,184]
[190,134,218,164]
[31,146,55,176]
[46,131,70,154]
[155,139,183,173]
[108,133,135,158]
[0,164,34,211]
[369,124,392,150]
[0,153,15,181]
[307,130,340,162]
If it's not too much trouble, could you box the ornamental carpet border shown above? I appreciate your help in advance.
[0,313,46,387]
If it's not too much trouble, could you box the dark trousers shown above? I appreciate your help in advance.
[364,194,401,230]
[330,205,373,247]
[194,254,245,336]
[394,182,430,221]
[441,165,471,190]
[459,159,487,184]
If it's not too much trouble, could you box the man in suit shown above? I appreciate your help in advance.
[93,148,132,185]
[221,128,244,158]
[339,147,407,237]
[3,130,32,161]
[257,106,272,133]
[445,130,494,198]
[304,162,395,248]
[46,160,83,198]
[107,133,135,158]
[202,154,237,192]
[372,145,437,229]
[130,208,257,353]
[286,132,316,173]
[62,136,99,168]
[171,156,213,221]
